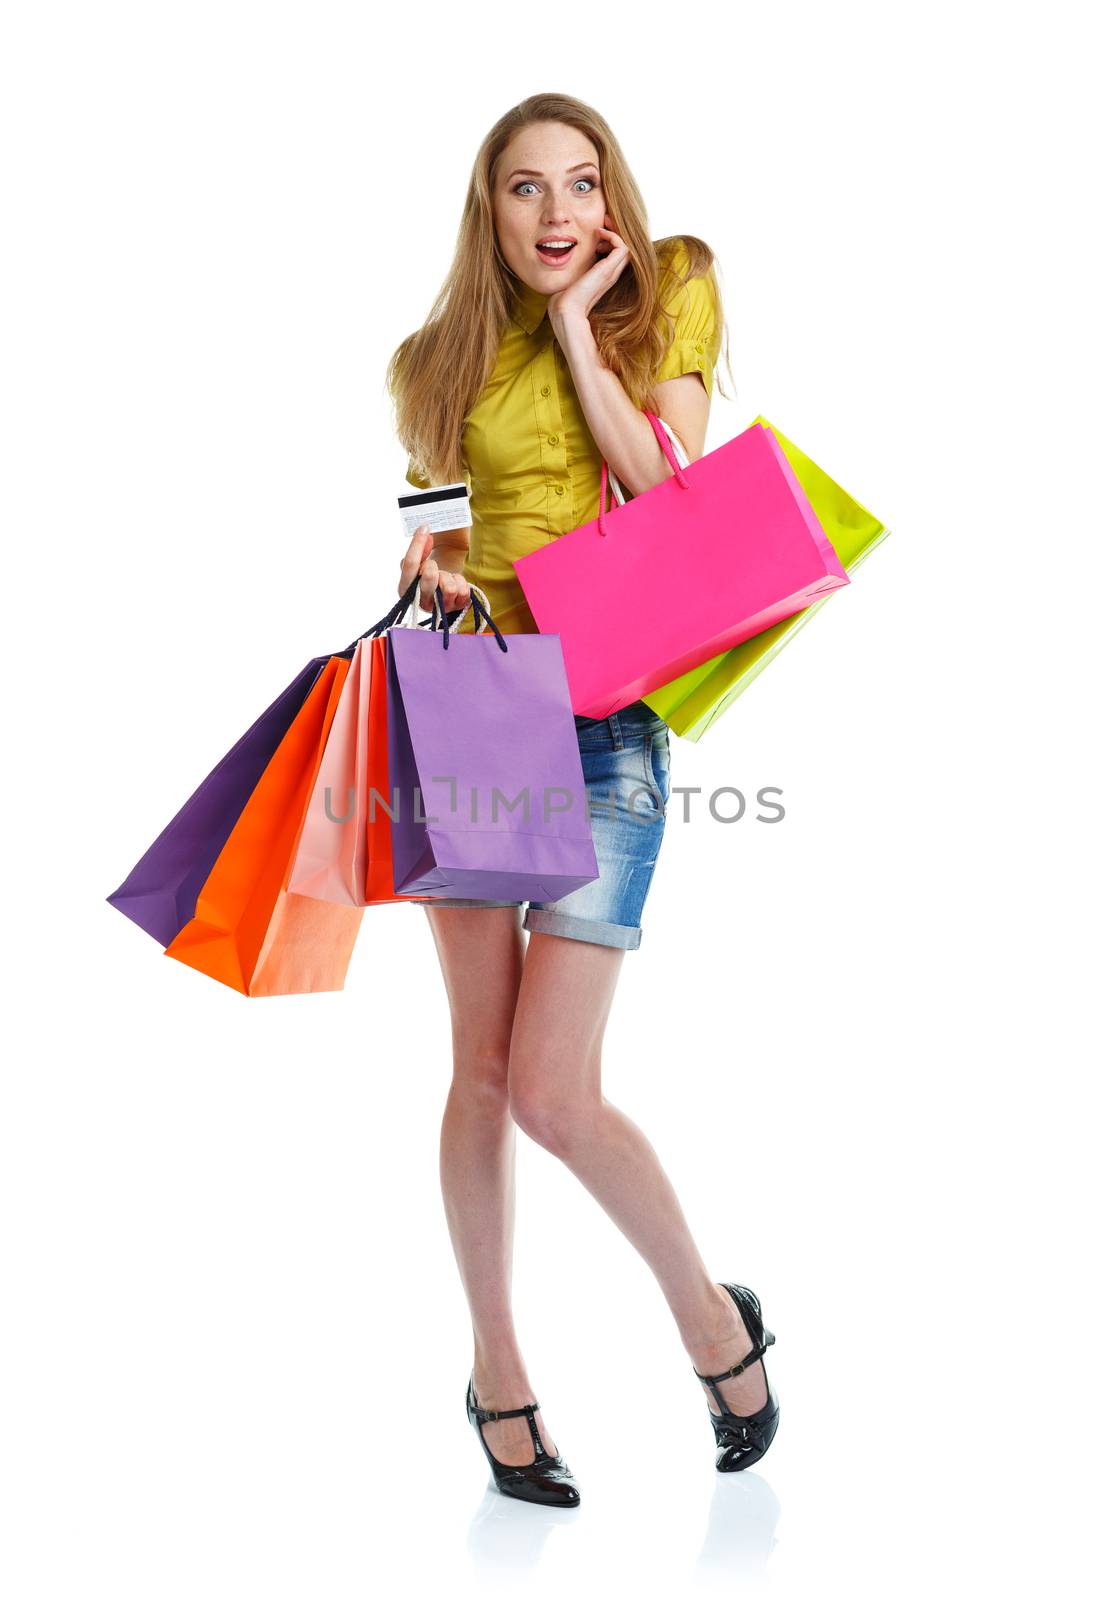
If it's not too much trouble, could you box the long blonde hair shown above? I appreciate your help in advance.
[387,91,732,485]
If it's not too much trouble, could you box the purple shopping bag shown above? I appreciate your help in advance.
[385,599,598,901]
[106,657,328,945]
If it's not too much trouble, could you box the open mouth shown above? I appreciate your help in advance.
[535,239,578,266]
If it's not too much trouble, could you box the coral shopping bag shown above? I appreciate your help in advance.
[287,639,370,903]
[286,636,419,907]
[286,585,443,906]
[644,418,891,739]
[386,590,598,901]
[514,413,849,718]
[106,657,328,946]
[163,657,364,995]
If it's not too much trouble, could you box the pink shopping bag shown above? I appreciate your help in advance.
[513,414,850,717]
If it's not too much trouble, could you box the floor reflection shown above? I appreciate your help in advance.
[464,1468,780,1582]
[695,1470,781,1584]
[466,1486,579,1571]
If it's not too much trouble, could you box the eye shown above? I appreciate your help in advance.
[510,175,600,196]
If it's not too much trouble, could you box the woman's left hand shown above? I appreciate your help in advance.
[547,215,631,336]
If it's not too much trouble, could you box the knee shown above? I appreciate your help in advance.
[507,1054,594,1159]
[451,1033,512,1111]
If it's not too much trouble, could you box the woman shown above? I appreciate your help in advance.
[386,93,778,1507]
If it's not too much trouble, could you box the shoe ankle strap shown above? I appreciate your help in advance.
[471,1399,540,1423]
[693,1344,765,1384]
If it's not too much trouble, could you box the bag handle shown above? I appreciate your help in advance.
[431,587,507,653]
[339,575,421,655]
[340,575,507,657]
[597,410,691,539]
[430,581,491,637]
[607,415,690,508]
[341,572,446,653]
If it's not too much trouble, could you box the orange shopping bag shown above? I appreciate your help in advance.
[164,657,365,995]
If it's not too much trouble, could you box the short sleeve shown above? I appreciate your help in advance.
[654,250,722,400]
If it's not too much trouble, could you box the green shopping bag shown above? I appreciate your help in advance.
[643,417,891,740]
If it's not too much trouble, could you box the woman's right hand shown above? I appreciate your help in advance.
[398,526,472,621]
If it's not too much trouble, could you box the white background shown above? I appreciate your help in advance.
[2,2,1097,1596]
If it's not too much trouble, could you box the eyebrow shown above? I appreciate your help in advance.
[505,162,599,181]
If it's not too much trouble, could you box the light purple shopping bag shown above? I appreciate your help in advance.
[386,601,598,900]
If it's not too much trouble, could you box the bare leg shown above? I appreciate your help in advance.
[507,931,767,1417]
[424,905,560,1465]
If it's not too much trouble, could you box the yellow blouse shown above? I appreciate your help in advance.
[405,238,722,635]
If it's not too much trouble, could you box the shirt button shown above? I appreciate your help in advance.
[554,483,565,496]
[548,433,560,446]
[540,384,551,397]
[695,340,704,352]
[697,358,705,369]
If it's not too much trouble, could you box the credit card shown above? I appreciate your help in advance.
[398,482,472,539]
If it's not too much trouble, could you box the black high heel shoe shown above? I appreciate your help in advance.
[465,1374,580,1507]
[693,1283,780,1472]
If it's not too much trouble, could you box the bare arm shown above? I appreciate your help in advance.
[549,219,712,495]
[557,318,712,490]
[555,316,671,495]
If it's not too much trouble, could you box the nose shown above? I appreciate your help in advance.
[541,188,574,228]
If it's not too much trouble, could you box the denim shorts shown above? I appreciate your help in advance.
[422,699,672,950]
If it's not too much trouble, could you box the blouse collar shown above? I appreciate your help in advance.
[510,276,549,334]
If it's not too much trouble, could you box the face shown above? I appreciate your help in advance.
[492,121,611,291]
